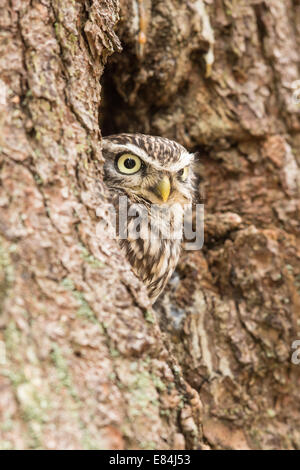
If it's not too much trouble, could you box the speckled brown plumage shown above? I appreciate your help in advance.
[106,133,186,167]
[102,133,194,303]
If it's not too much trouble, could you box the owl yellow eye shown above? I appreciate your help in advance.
[178,166,189,181]
[116,153,142,174]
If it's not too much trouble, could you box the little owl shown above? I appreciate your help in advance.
[102,133,195,303]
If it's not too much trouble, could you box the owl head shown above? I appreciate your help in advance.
[102,133,195,205]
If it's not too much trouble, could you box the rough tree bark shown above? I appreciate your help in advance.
[0,0,299,450]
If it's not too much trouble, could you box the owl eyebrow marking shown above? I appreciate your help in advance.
[102,140,194,172]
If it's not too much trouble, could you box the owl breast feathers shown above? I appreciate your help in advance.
[102,133,195,303]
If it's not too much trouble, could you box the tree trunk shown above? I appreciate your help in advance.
[0,0,299,450]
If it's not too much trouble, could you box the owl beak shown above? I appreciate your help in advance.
[155,175,171,202]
